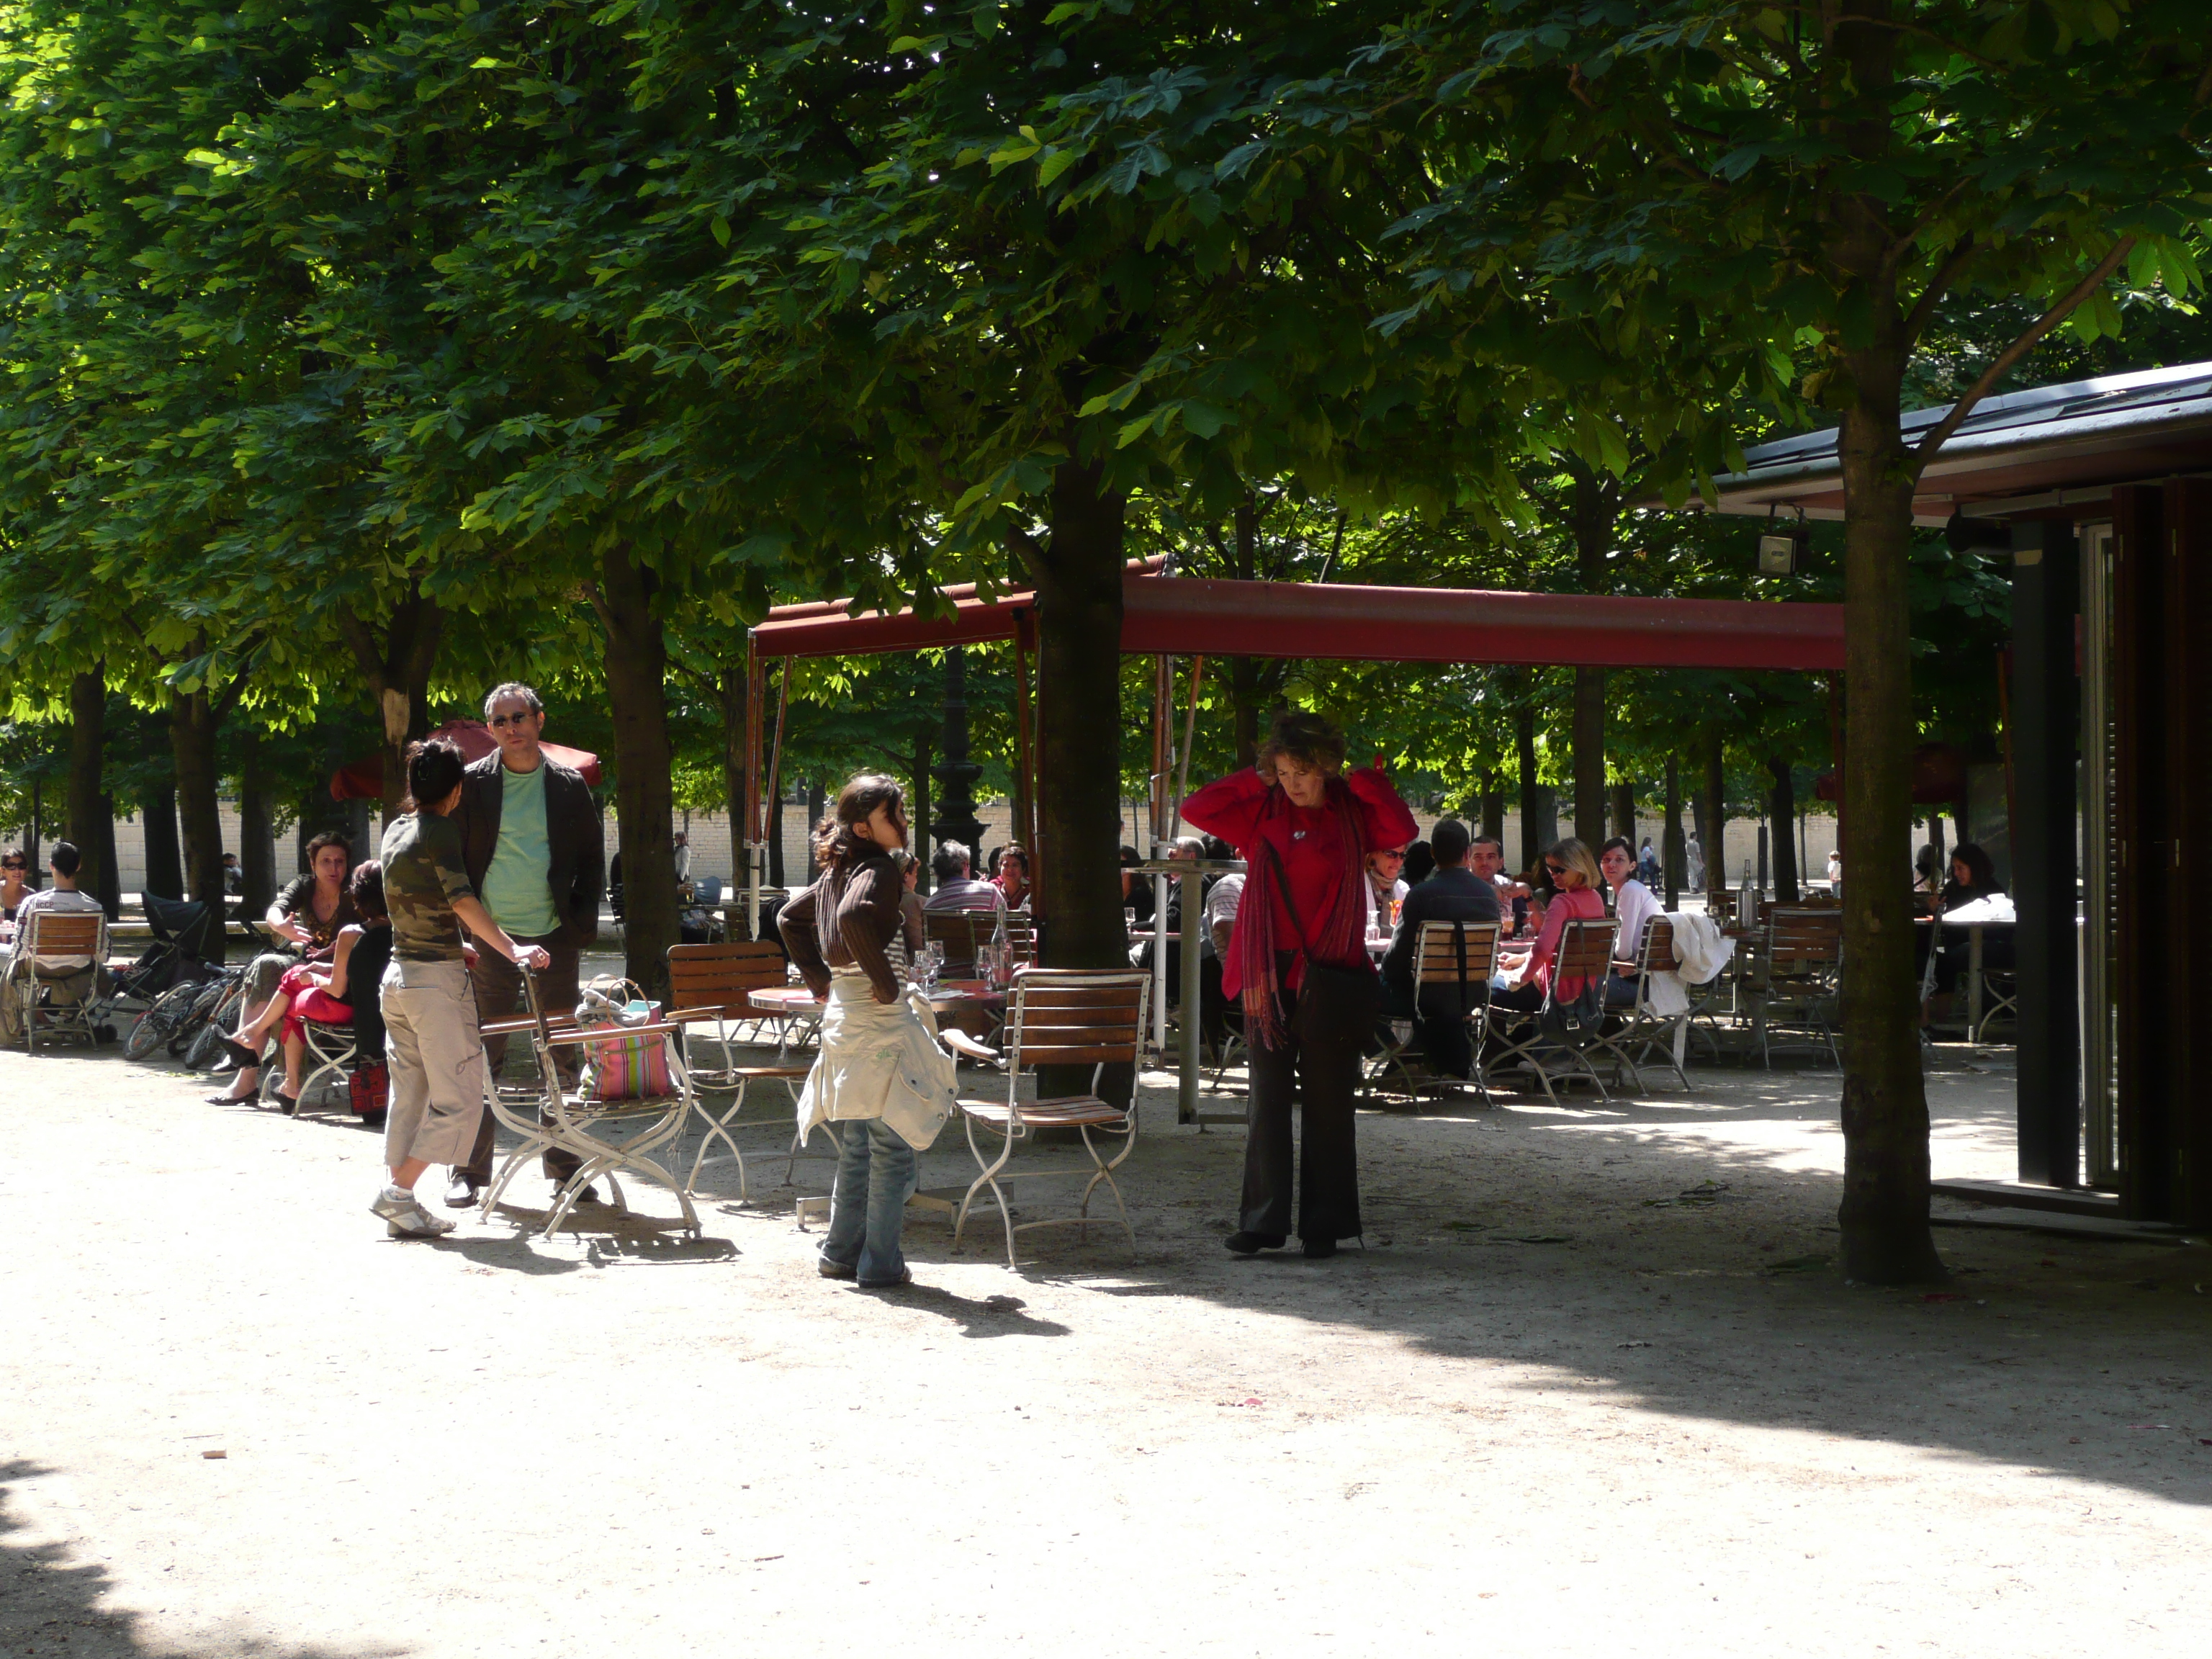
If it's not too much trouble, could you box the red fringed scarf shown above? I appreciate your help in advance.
[1234,775,1372,1047]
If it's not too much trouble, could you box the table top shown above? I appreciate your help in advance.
[748,980,1008,1015]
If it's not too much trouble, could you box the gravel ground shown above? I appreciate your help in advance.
[4,1023,2208,1658]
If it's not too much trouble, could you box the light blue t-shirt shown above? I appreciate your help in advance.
[480,762,561,938]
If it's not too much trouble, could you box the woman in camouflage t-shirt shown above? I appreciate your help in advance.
[369,738,550,1241]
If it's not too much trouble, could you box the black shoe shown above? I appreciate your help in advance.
[444,1174,483,1210]
[563,1182,602,1205]
[856,1267,914,1289]
[222,1038,261,1070]
[276,1087,301,1117]
[1302,1237,1339,1260]
[817,1256,858,1280]
[1226,1231,1287,1256]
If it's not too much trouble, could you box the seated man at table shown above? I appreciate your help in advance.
[1377,819,1500,1079]
[922,842,1005,913]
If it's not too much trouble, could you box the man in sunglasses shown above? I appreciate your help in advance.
[446,682,606,1208]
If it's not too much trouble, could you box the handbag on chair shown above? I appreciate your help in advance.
[349,1061,390,1118]
[572,976,675,1100]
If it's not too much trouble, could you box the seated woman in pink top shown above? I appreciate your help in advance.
[1493,838,1608,1012]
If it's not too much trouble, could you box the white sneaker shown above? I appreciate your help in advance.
[372,1189,457,1239]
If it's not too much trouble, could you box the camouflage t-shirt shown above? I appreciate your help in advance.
[378,811,477,963]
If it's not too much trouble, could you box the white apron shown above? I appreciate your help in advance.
[796,953,956,1152]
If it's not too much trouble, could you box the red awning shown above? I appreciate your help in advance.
[752,572,1845,673]
[330,719,603,801]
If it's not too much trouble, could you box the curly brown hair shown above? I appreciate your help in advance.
[1257,709,1346,776]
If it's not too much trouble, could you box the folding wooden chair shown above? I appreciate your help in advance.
[12,910,109,1053]
[1369,920,1501,1105]
[256,1012,361,1118]
[664,940,813,1198]
[1586,917,1695,1093]
[1485,918,1621,1105]
[1748,908,1843,1068]
[950,968,1151,1267]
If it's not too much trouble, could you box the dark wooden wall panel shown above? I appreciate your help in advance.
[2162,479,2212,1226]
[2110,485,2170,1219]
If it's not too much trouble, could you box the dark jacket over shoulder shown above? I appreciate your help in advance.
[453,752,605,948]
[1381,866,1502,994]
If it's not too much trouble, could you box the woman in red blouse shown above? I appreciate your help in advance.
[1182,710,1416,1260]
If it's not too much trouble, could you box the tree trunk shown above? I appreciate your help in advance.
[1663,752,1685,908]
[66,667,114,917]
[717,664,748,853]
[139,773,183,902]
[1572,667,1606,844]
[1701,733,1727,895]
[909,734,932,886]
[1768,757,1799,902]
[239,733,277,917]
[1022,460,1127,971]
[1478,769,1504,844]
[1835,354,1946,1285]
[338,588,444,830]
[169,688,227,963]
[1515,701,1554,871]
[595,547,679,1002]
[1608,779,1635,845]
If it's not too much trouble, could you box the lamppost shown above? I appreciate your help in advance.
[930,649,987,883]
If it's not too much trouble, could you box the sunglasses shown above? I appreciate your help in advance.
[1545,862,1567,876]
[1,860,23,871]
[487,711,536,727]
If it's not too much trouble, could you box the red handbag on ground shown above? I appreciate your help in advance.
[349,1061,390,1118]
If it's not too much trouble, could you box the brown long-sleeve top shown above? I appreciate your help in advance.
[779,851,904,1004]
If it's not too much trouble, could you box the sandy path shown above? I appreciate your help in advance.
[4,1035,2208,1658]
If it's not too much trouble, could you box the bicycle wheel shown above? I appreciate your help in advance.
[184,979,252,1071]
[167,975,234,1059]
[126,979,204,1061]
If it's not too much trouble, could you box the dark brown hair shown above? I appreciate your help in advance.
[348,859,387,920]
[305,830,351,871]
[813,774,905,873]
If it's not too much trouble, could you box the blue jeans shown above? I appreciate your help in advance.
[822,1118,919,1284]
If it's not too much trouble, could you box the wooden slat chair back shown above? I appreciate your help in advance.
[1377,919,1502,1105]
[667,940,791,1020]
[1586,917,1695,1094]
[1752,909,1844,1068]
[1485,917,1619,1108]
[923,909,988,973]
[664,940,811,1201]
[15,909,109,1053]
[952,968,1151,1267]
[1001,917,1038,968]
[1706,890,1739,927]
[1555,918,1620,983]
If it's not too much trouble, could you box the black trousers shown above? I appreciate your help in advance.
[1241,992,1363,1243]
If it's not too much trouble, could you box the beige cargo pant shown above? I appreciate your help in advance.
[379,958,485,1169]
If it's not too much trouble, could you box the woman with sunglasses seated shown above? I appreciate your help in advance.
[1492,839,1608,1015]
[1,849,30,923]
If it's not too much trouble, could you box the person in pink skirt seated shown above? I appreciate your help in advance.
[1182,709,1416,1261]
[215,862,393,1112]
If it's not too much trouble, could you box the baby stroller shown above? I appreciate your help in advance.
[112,895,220,1004]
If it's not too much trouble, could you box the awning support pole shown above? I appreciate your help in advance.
[744,641,765,939]
[1012,609,1039,935]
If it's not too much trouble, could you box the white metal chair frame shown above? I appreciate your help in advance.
[951,967,1151,1268]
[1485,917,1622,1106]
[12,909,109,1053]
[1370,920,1502,1106]
[1586,917,1695,1094]
[665,940,814,1200]
[478,970,701,1239]
[256,1014,361,1117]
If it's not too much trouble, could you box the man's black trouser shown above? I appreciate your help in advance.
[1241,989,1363,1244]
[460,934,582,1184]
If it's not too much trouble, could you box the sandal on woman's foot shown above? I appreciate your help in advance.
[276,1088,302,1117]
[204,1087,258,1105]
[222,1038,262,1069]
